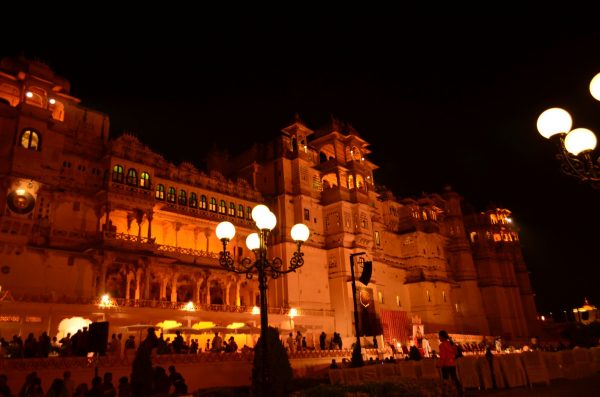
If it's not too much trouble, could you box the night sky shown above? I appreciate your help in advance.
[4,18,600,317]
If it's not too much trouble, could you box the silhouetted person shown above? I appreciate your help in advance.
[45,379,65,397]
[100,372,116,397]
[409,344,421,361]
[319,332,326,350]
[0,374,12,397]
[168,366,187,395]
[117,377,130,397]
[485,346,497,389]
[63,371,74,397]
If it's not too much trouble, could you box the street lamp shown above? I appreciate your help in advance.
[216,205,310,394]
[536,72,600,188]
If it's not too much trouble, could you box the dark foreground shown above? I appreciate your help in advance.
[468,373,600,397]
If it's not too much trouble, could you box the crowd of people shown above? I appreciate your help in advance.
[0,328,256,360]
[0,366,187,397]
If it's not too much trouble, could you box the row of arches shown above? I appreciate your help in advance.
[112,165,151,187]
[317,144,366,164]
[155,186,252,220]
[1,84,65,121]
[321,172,368,190]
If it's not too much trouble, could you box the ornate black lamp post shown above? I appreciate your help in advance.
[215,205,310,395]
[349,252,366,367]
[536,72,600,188]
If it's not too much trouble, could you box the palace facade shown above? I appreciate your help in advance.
[0,57,537,345]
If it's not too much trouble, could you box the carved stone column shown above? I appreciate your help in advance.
[204,228,211,253]
[159,274,167,300]
[127,213,134,233]
[104,204,111,230]
[206,275,212,305]
[144,267,151,299]
[170,273,179,303]
[135,209,144,241]
[125,270,135,300]
[147,211,153,241]
[193,273,204,304]
[235,279,241,306]
[225,280,232,306]
[135,268,143,300]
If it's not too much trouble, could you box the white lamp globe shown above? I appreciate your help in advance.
[246,233,260,250]
[590,72,600,101]
[251,205,270,223]
[564,128,597,155]
[216,221,236,241]
[291,223,310,242]
[537,108,572,139]
[256,211,277,231]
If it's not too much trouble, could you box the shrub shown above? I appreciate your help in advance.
[252,326,293,397]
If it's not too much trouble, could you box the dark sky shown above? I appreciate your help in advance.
[5,17,600,316]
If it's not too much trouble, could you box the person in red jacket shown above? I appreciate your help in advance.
[437,330,462,396]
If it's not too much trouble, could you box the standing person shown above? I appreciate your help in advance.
[117,377,130,397]
[63,371,75,397]
[211,332,222,352]
[319,332,326,350]
[301,337,307,351]
[495,337,502,353]
[286,333,295,353]
[100,372,116,397]
[437,330,462,396]
[0,374,11,397]
[295,332,302,352]
[422,336,431,358]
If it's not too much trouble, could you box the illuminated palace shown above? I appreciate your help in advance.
[0,57,537,345]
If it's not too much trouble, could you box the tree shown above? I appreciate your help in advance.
[252,327,293,397]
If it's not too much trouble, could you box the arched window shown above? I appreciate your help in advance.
[20,129,41,151]
[178,190,187,205]
[238,204,244,218]
[126,169,138,185]
[155,184,165,200]
[189,193,198,208]
[247,206,252,220]
[209,198,217,212]
[112,165,124,183]
[24,87,46,108]
[229,202,236,216]
[356,175,364,189]
[167,187,176,203]
[219,200,226,214]
[200,195,207,210]
[140,172,150,188]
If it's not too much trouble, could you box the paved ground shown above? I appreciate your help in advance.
[466,373,600,397]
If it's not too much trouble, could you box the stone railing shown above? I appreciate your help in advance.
[102,231,218,260]
[7,294,335,318]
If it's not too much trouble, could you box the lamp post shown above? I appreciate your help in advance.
[215,205,310,395]
[536,72,600,188]
[349,252,366,367]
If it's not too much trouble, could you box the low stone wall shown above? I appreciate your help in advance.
[0,350,361,392]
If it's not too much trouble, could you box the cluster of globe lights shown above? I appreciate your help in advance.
[215,204,310,249]
[537,72,600,156]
